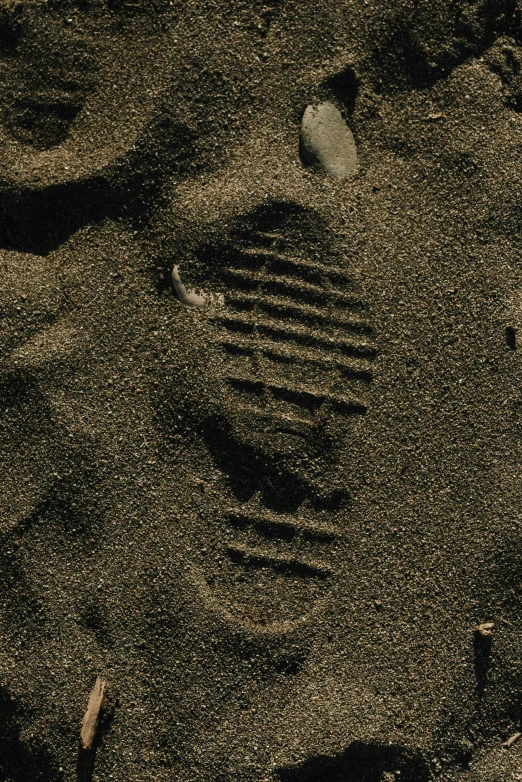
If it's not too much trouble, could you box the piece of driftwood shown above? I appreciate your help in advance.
[80,677,108,750]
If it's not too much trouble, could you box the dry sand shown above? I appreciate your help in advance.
[3,1,522,780]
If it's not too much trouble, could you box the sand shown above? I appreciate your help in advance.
[3,1,522,780]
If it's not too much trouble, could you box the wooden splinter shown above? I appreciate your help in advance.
[80,677,108,751]
[503,732,522,749]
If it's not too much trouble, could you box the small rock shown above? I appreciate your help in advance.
[475,622,495,638]
[300,102,357,179]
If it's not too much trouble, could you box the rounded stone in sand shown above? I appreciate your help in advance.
[300,102,357,179]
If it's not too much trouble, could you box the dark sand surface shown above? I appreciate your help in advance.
[4,1,522,780]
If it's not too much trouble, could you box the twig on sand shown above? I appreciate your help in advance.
[80,677,108,751]
[503,732,522,749]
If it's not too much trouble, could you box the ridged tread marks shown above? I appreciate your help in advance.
[225,507,339,583]
[210,229,376,428]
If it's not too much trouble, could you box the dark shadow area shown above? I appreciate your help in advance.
[0,115,197,256]
[0,687,60,782]
[467,532,522,734]
[308,488,349,513]
[486,37,522,110]
[250,0,284,34]
[214,619,310,675]
[324,65,360,115]
[106,0,171,14]
[231,201,328,249]
[201,413,310,512]
[474,630,493,698]
[227,546,329,579]
[202,412,349,514]
[77,596,114,651]
[506,325,517,350]
[76,747,96,782]
[0,5,22,56]
[6,96,83,150]
[169,200,330,291]
[0,370,35,408]
[369,0,520,91]
[278,742,430,782]
[0,544,47,634]
[0,175,128,257]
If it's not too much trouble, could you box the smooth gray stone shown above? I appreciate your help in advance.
[300,102,357,179]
